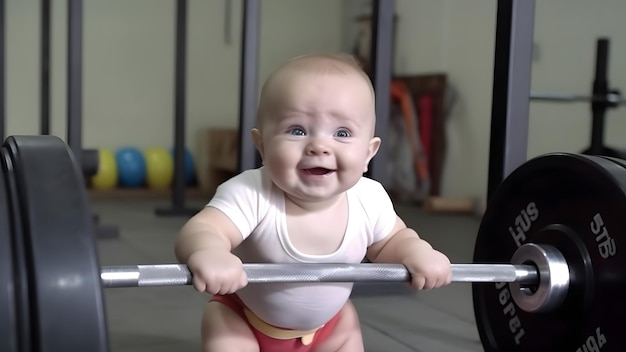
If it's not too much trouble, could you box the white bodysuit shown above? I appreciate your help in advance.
[208,167,397,330]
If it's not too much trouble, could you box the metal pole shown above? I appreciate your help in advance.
[100,263,540,288]
[172,0,187,209]
[67,0,83,166]
[588,38,609,155]
[41,0,51,135]
[487,0,535,200]
[367,0,394,184]
[68,0,120,239]
[237,0,261,172]
[530,91,624,104]
[0,0,6,141]
[155,0,198,217]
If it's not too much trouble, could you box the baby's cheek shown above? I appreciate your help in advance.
[265,151,297,180]
[347,150,369,166]
[268,147,297,167]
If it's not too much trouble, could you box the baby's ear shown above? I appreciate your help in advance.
[251,128,264,160]
[363,137,381,172]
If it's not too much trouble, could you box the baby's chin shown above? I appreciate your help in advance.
[284,189,345,204]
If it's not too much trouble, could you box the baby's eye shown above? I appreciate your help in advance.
[288,127,306,136]
[334,129,351,138]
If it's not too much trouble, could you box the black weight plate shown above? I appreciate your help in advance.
[473,153,626,352]
[0,146,33,351]
[2,146,34,352]
[0,149,19,352]
[4,135,109,352]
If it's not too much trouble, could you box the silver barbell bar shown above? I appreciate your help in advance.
[100,263,539,288]
[530,90,625,104]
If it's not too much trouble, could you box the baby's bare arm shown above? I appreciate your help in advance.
[366,216,452,290]
[175,207,248,294]
[366,216,423,262]
[175,206,242,261]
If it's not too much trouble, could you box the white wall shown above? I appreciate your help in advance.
[429,1,497,200]
[341,0,446,73]
[5,0,344,150]
[342,0,626,200]
[443,0,626,199]
[529,0,626,159]
[8,0,626,199]
[342,0,497,199]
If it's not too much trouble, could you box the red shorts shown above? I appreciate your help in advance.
[210,294,342,352]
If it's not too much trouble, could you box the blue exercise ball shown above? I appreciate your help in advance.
[115,147,146,188]
[170,148,196,185]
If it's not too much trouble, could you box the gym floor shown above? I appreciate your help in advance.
[93,198,484,352]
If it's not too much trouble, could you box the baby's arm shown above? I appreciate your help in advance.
[366,216,452,290]
[175,206,248,295]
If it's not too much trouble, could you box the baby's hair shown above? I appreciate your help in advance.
[256,53,375,127]
[284,53,368,78]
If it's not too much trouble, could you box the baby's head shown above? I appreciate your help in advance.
[255,54,376,131]
[251,54,381,204]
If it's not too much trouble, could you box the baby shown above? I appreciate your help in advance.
[175,54,452,352]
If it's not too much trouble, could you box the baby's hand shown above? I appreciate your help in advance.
[404,245,452,290]
[186,250,248,295]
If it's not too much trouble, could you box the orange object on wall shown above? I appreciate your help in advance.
[391,74,447,197]
[418,95,433,161]
[390,79,430,193]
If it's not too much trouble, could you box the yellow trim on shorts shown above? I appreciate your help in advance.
[243,308,324,346]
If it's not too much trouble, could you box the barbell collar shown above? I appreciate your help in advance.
[100,263,539,288]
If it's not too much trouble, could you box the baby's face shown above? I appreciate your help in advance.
[253,71,380,203]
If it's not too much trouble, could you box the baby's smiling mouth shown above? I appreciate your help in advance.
[302,167,334,175]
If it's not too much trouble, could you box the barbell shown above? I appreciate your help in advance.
[530,90,625,105]
[100,262,540,287]
[1,135,624,352]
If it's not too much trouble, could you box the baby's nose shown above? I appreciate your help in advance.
[305,140,331,155]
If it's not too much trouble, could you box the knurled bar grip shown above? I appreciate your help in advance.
[100,263,539,288]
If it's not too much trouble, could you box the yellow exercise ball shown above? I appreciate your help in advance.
[144,147,174,189]
[91,148,118,190]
